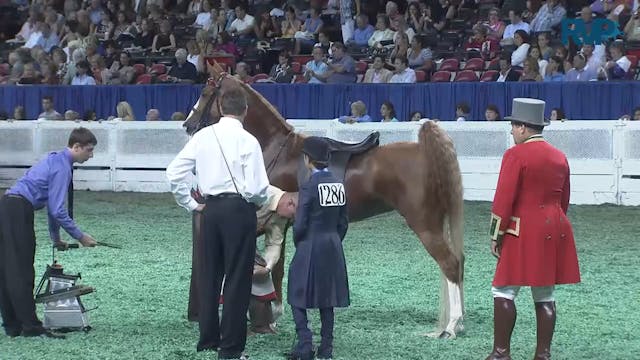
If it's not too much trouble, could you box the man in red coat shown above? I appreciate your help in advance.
[485,98,581,360]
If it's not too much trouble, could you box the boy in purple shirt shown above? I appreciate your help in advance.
[0,127,98,339]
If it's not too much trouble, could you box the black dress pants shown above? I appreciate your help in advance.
[0,195,43,336]
[197,194,257,358]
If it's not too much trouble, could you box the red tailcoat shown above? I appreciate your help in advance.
[490,137,581,287]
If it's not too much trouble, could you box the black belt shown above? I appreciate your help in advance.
[205,192,243,200]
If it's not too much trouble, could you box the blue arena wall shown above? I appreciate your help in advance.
[1,82,639,122]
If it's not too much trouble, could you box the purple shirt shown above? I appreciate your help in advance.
[5,148,83,242]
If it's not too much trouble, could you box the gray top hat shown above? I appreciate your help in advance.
[504,98,549,126]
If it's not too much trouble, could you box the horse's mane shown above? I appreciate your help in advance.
[207,59,294,133]
[236,80,295,133]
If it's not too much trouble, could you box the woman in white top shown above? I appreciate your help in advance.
[380,101,399,122]
[186,40,203,73]
[528,46,548,78]
[71,60,96,85]
[511,29,530,68]
[368,15,396,48]
[193,1,213,29]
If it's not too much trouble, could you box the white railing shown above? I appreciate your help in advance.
[2,119,640,205]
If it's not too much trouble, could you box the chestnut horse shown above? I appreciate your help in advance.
[184,61,465,338]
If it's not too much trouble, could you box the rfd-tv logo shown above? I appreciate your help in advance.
[561,18,623,46]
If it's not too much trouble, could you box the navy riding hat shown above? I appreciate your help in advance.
[302,136,331,163]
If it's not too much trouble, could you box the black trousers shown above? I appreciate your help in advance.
[292,307,335,357]
[197,194,257,358]
[0,195,43,336]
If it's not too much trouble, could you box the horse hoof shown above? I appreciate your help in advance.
[439,331,453,340]
[421,330,457,339]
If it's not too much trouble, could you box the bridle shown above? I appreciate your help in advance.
[191,73,294,177]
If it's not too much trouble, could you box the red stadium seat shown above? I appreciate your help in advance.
[627,49,640,60]
[0,63,9,76]
[150,63,166,75]
[292,55,313,65]
[480,70,499,82]
[136,74,152,84]
[463,58,485,71]
[431,71,452,82]
[294,74,307,83]
[454,70,479,82]
[133,63,146,76]
[251,73,270,81]
[415,70,427,82]
[291,61,302,74]
[355,60,368,74]
[487,57,500,70]
[439,58,460,72]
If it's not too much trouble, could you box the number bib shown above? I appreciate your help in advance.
[317,183,346,207]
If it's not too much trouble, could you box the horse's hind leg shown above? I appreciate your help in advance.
[417,230,464,339]
[417,230,461,284]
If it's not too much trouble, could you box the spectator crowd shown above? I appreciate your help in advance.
[0,0,639,120]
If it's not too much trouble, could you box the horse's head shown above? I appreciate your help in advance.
[182,60,241,136]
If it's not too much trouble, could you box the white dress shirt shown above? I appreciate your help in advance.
[502,21,530,40]
[166,116,269,211]
[389,68,416,83]
[511,43,530,67]
[229,15,255,34]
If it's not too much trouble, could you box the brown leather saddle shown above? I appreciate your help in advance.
[297,132,380,185]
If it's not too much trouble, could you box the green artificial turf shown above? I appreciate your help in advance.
[1,191,638,359]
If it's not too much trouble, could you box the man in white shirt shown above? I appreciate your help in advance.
[501,10,530,46]
[229,5,256,41]
[37,96,63,120]
[166,87,269,359]
[389,56,416,83]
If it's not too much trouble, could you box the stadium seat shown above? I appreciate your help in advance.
[355,60,368,74]
[292,55,313,65]
[487,57,500,70]
[133,63,146,76]
[463,58,485,71]
[150,63,166,75]
[480,70,498,82]
[252,73,269,81]
[0,63,9,76]
[439,58,460,72]
[136,74,152,84]
[431,71,452,82]
[291,61,302,74]
[294,74,307,83]
[441,31,461,47]
[454,70,479,82]
[415,70,427,82]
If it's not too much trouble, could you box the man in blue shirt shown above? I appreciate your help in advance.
[348,14,374,49]
[0,127,98,339]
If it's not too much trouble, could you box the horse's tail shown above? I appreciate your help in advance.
[418,121,464,284]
